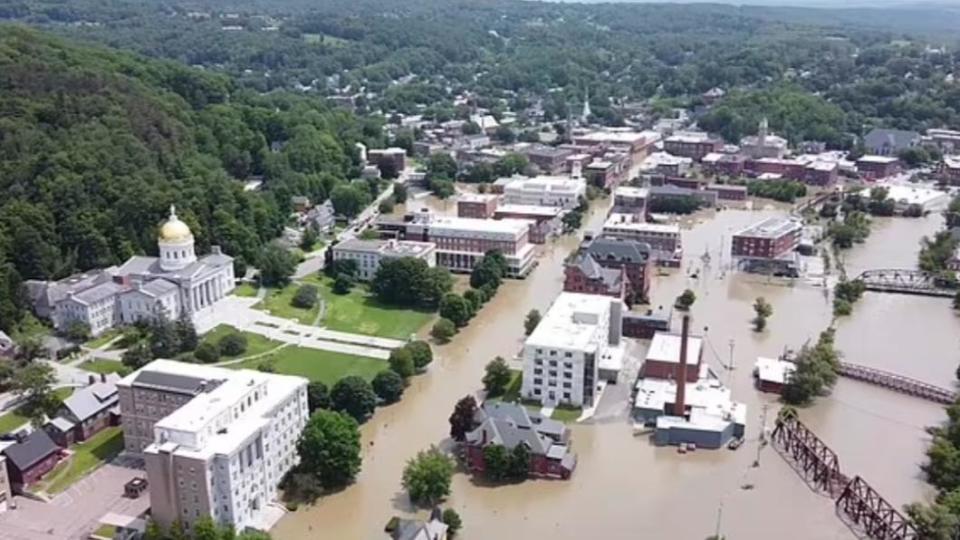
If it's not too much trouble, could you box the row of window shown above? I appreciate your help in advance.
[531,388,572,400]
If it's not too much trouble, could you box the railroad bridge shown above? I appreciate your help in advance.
[837,362,957,405]
[771,410,918,540]
[856,269,956,297]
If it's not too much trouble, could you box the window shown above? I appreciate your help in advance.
[564,372,573,379]
[533,368,542,375]
[533,378,542,385]
[563,382,572,389]
[564,352,572,358]
[563,392,571,400]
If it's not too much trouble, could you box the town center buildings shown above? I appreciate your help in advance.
[331,238,437,280]
[118,360,309,532]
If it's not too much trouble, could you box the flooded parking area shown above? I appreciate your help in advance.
[273,199,954,539]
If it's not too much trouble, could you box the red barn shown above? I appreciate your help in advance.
[3,430,62,491]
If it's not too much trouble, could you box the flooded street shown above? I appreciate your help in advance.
[273,197,956,539]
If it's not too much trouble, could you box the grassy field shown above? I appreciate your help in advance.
[551,406,582,423]
[305,276,434,339]
[0,388,74,434]
[228,346,384,385]
[84,328,122,349]
[233,282,259,297]
[500,370,523,402]
[92,524,117,539]
[255,283,321,324]
[202,325,281,358]
[78,359,127,375]
[31,427,124,495]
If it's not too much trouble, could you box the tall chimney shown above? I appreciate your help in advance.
[674,314,690,417]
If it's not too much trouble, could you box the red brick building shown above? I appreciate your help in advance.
[582,236,652,302]
[641,332,703,383]
[702,153,746,177]
[493,204,562,244]
[563,254,627,300]
[46,373,120,446]
[731,217,802,260]
[663,133,723,161]
[857,155,902,180]
[463,401,575,480]
[3,430,63,491]
[457,193,499,219]
[706,184,748,201]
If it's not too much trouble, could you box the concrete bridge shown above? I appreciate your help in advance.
[856,269,956,298]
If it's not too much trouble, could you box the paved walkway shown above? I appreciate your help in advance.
[193,296,401,359]
[0,456,149,540]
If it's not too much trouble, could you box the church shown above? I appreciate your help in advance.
[28,206,235,337]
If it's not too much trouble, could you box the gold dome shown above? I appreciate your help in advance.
[159,205,193,242]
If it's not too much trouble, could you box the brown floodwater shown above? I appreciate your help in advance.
[272,196,956,540]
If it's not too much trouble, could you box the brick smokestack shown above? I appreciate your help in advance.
[674,314,690,417]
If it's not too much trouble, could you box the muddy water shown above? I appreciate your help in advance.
[273,199,955,539]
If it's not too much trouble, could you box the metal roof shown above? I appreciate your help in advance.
[132,370,217,395]
[3,430,59,471]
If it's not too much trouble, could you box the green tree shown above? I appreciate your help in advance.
[389,347,416,379]
[175,316,198,352]
[752,297,773,332]
[904,502,958,540]
[508,443,531,479]
[449,395,478,441]
[330,375,378,422]
[442,508,463,538]
[372,369,405,403]
[65,321,91,342]
[483,356,512,396]
[333,273,354,294]
[439,294,472,327]
[122,342,153,369]
[483,444,511,481]
[394,183,408,204]
[300,227,319,251]
[258,243,297,287]
[11,362,56,419]
[292,284,319,308]
[194,342,221,363]
[674,289,696,311]
[462,289,482,314]
[330,184,370,219]
[307,381,330,412]
[524,309,541,336]
[493,154,528,177]
[402,446,455,506]
[429,177,456,199]
[406,341,433,370]
[431,318,456,343]
[218,332,248,356]
[427,153,458,180]
[297,409,362,488]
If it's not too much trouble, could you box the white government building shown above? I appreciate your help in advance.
[44,206,235,336]
[521,292,624,408]
[119,360,309,532]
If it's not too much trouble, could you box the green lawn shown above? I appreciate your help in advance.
[233,282,259,297]
[78,359,127,376]
[84,328,123,349]
[202,325,282,358]
[228,346,384,385]
[92,524,117,539]
[255,284,321,324]
[500,370,523,402]
[32,426,124,495]
[0,388,74,434]
[551,405,582,423]
[305,277,434,339]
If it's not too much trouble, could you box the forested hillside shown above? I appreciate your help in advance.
[0,26,383,332]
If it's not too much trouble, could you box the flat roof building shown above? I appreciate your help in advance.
[754,356,796,394]
[332,238,437,280]
[521,293,624,407]
[602,213,682,266]
[731,217,802,261]
[641,331,703,383]
[120,360,309,532]
[501,175,586,210]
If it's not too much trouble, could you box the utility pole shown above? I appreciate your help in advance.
[728,339,735,371]
[755,403,769,467]
[714,500,724,540]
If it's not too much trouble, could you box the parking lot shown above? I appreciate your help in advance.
[0,456,149,540]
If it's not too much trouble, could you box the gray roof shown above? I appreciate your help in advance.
[116,253,231,282]
[72,282,125,306]
[585,236,651,264]
[140,279,179,297]
[466,401,570,456]
[864,128,920,151]
[48,417,75,433]
[3,430,59,471]
[62,374,120,422]
[569,254,623,291]
[132,370,219,395]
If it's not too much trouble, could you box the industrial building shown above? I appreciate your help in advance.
[754,356,796,394]
[641,331,702,383]
[521,293,625,407]
[633,317,747,449]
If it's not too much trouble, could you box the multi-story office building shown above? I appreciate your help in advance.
[521,293,623,408]
[457,193,500,219]
[663,132,722,161]
[118,360,309,532]
[331,238,436,280]
[731,217,802,260]
[602,213,682,266]
[500,175,586,210]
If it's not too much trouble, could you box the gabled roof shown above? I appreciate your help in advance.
[3,430,59,471]
[62,374,121,422]
[465,401,568,456]
[864,128,920,149]
[585,236,651,264]
[568,254,623,292]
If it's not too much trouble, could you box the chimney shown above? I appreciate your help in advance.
[211,246,222,255]
[88,374,96,386]
[101,373,107,383]
[674,314,690,417]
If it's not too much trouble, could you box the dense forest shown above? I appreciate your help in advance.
[3,0,960,139]
[0,26,385,333]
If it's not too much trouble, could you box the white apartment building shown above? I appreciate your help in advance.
[501,175,586,210]
[119,360,308,532]
[521,293,623,408]
[332,238,437,280]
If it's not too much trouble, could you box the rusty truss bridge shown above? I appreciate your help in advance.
[771,410,918,540]
[856,269,956,297]
[837,362,957,405]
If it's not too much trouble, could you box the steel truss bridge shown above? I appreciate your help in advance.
[771,410,918,540]
[856,269,956,297]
